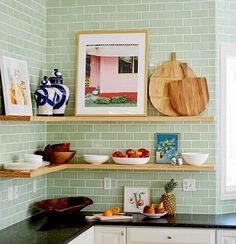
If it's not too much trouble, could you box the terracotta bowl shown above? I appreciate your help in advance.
[35,196,93,214]
[43,150,76,164]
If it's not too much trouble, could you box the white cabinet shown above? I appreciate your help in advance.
[95,226,126,244]
[68,226,94,244]
[127,227,215,244]
[217,229,236,244]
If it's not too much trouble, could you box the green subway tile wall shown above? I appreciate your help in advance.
[0,0,47,230]
[46,0,218,214]
[1,0,236,231]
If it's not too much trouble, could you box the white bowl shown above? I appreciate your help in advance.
[112,157,150,165]
[24,154,43,163]
[83,155,109,164]
[181,153,209,166]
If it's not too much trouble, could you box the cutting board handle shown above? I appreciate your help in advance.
[171,52,176,61]
[180,63,188,79]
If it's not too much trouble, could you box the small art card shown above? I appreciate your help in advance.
[155,133,180,164]
[0,56,32,115]
[124,186,150,213]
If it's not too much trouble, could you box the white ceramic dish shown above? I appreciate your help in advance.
[141,211,167,218]
[3,162,43,171]
[42,161,50,166]
[24,154,43,163]
[83,155,109,164]
[181,153,209,166]
[112,157,150,165]
[92,213,133,221]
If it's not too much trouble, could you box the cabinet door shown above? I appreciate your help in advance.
[95,226,126,244]
[217,229,236,244]
[127,227,215,244]
[68,227,94,244]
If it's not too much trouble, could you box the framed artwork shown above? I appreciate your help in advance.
[75,30,148,116]
[124,186,150,213]
[155,133,180,164]
[0,56,32,115]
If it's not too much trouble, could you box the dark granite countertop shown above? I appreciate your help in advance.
[1,212,236,244]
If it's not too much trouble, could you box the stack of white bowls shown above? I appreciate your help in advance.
[4,154,44,171]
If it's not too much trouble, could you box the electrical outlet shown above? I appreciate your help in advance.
[104,178,111,190]
[183,179,196,192]
[14,186,18,199]
[33,180,37,193]
[8,187,14,201]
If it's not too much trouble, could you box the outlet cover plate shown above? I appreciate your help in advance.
[183,179,196,192]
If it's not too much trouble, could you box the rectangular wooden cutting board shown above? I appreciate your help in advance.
[168,64,209,116]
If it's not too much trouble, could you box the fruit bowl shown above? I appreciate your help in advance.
[181,152,209,166]
[112,157,150,165]
[35,196,93,214]
[83,155,109,164]
[141,212,167,219]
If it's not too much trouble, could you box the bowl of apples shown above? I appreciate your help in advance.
[112,148,150,165]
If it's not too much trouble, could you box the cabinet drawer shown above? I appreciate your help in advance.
[127,227,215,244]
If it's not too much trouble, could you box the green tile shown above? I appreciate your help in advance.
[54,179,70,187]
[134,133,149,140]
[126,172,143,180]
[86,133,101,140]
[61,0,77,7]
[70,180,85,187]
[101,133,117,140]
[78,188,94,195]
[201,198,216,206]
[61,187,78,195]
[94,189,111,196]
[102,196,118,204]
[86,180,102,187]
[94,125,109,132]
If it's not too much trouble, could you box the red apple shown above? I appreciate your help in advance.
[112,151,123,157]
[126,149,136,157]
[138,148,150,157]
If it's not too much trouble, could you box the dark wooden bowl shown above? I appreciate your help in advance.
[43,150,76,164]
[44,143,71,152]
[35,196,93,214]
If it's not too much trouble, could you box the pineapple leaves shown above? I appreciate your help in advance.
[164,178,177,193]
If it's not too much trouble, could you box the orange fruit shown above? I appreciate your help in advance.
[103,209,113,216]
[111,207,120,215]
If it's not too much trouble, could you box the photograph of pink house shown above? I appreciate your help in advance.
[84,44,139,107]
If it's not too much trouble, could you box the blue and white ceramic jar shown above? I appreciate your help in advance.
[49,69,70,116]
[34,76,57,116]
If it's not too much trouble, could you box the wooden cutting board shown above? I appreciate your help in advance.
[168,63,209,116]
[149,52,196,116]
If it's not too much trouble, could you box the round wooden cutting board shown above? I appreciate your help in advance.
[149,52,196,116]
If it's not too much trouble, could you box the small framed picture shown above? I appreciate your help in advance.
[0,56,32,115]
[155,133,180,164]
[124,186,150,213]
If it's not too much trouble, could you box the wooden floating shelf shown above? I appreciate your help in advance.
[0,115,215,122]
[0,164,67,178]
[0,163,215,178]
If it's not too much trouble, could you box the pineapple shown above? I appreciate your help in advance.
[160,178,177,215]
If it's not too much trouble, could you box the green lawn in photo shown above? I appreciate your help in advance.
[85,102,137,107]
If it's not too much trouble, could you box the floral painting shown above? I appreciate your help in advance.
[155,133,179,164]
[124,187,150,213]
